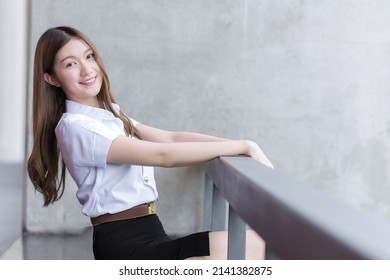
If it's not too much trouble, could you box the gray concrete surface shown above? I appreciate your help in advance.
[0,0,26,163]
[0,164,23,257]
[21,0,390,238]
[0,230,94,260]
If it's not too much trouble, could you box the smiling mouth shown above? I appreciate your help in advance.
[80,76,96,86]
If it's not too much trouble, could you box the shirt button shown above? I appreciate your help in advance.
[144,176,149,183]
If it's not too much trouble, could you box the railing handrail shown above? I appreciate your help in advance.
[203,156,390,259]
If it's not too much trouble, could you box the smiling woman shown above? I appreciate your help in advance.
[27,26,272,260]
[43,39,102,107]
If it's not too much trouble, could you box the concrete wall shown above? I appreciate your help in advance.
[26,0,390,234]
[0,0,27,256]
[0,0,27,162]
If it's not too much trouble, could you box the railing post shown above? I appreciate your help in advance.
[203,175,213,231]
[205,172,247,259]
[203,174,226,231]
[227,205,246,260]
[211,187,227,231]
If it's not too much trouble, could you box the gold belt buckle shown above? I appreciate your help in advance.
[148,202,156,214]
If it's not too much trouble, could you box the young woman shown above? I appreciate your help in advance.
[27,26,274,260]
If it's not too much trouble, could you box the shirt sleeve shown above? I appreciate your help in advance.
[55,115,121,168]
[130,118,139,127]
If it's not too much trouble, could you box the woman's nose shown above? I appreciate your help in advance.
[80,62,92,76]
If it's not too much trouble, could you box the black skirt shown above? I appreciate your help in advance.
[93,214,210,260]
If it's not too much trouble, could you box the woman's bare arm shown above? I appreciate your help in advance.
[136,123,227,143]
[107,135,274,168]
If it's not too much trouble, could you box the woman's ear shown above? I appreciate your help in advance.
[44,73,61,87]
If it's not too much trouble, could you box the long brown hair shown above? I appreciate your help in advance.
[27,26,139,206]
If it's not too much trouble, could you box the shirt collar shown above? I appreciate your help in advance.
[65,100,121,120]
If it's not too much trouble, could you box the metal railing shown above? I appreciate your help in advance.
[202,156,390,259]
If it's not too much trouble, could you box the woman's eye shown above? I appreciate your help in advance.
[87,53,95,60]
[66,62,76,68]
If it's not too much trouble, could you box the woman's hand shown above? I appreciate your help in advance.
[245,140,274,169]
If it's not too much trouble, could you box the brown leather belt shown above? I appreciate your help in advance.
[91,202,156,226]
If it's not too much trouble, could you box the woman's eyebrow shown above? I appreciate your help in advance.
[59,48,92,63]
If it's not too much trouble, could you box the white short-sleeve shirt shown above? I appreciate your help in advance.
[55,100,158,218]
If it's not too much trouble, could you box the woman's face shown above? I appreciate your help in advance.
[44,38,103,107]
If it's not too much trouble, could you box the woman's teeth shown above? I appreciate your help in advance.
[81,77,95,85]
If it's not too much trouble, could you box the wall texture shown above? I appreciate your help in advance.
[0,0,26,162]
[26,0,390,234]
[0,0,27,257]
